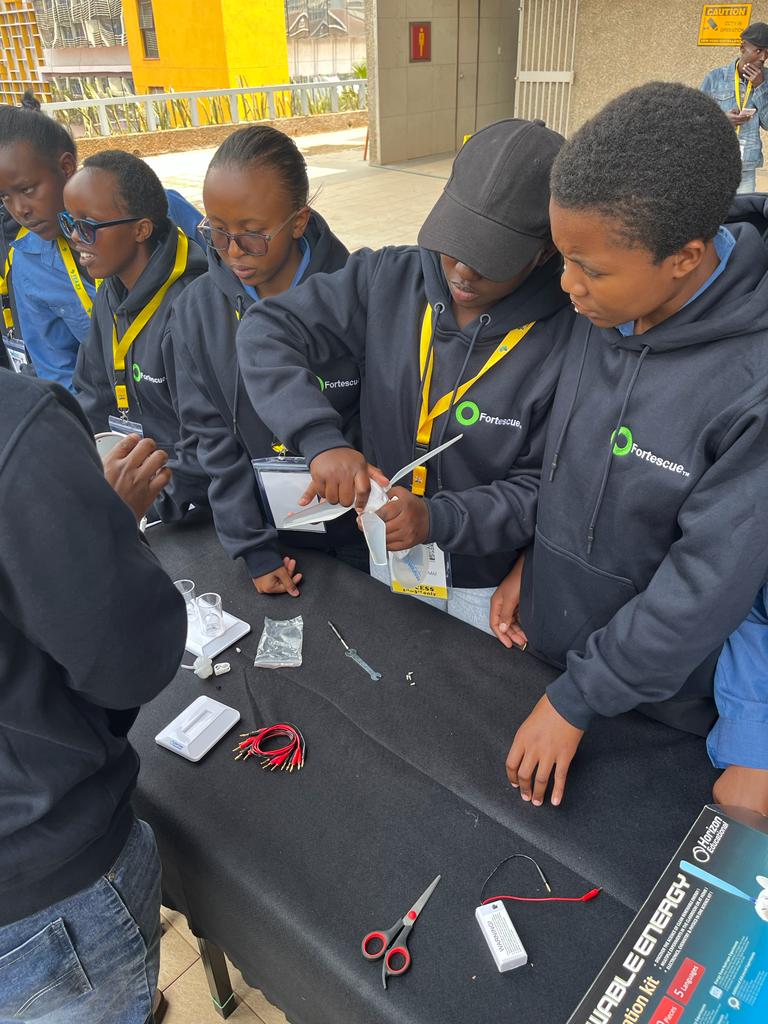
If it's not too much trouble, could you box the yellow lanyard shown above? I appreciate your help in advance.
[734,63,753,137]
[411,304,535,495]
[56,235,103,316]
[1,227,28,330]
[112,228,188,411]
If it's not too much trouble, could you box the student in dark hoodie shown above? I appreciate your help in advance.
[497,83,768,812]
[0,369,187,1023]
[166,125,361,595]
[235,119,574,627]
[69,151,208,509]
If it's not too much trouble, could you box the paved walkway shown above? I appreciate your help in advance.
[147,125,768,252]
[145,127,453,251]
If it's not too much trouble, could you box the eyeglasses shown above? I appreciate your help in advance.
[198,209,302,257]
[58,211,141,245]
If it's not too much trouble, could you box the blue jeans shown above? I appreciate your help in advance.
[737,166,757,193]
[0,819,161,1024]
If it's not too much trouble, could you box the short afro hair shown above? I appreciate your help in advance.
[82,150,169,237]
[550,82,742,262]
[0,105,76,164]
[207,125,309,210]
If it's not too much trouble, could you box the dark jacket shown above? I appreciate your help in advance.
[520,222,768,734]
[235,246,574,588]
[0,371,187,926]
[73,224,207,458]
[166,212,359,577]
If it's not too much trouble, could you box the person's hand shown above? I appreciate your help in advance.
[300,463,389,509]
[253,556,302,597]
[726,106,756,126]
[305,448,371,512]
[506,695,585,807]
[376,486,429,550]
[712,765,768,816]
[743,61,765,87]
[490,555,528,650]
[102,433,171,522]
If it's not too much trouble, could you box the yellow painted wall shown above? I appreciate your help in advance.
[124,0,288,95]
[220,0,289,89]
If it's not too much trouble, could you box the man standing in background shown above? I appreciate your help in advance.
[702,21,768,193]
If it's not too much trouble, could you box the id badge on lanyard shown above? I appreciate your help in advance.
[389,542,450,604]
[108,414,144,438]
[253,456,327,534]
[3,332,30,374]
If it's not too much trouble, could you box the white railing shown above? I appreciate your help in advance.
[41,79,367,138]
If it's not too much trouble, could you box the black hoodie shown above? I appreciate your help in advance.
[73,225,207,459]
[166,211,360,578]
[236,246,574,588]
[0,371,187,926]
[520,222,768,734]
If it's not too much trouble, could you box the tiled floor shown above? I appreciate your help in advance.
[145,126,453,252]
[160,906,289,1024]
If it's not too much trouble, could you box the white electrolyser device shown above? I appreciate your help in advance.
[155,696,240,762]
[475,902,528,972]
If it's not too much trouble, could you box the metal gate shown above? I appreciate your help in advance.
[514,0,579,137]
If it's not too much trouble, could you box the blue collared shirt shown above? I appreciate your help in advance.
[9,189,202,391]
[708,585,768,770]
[241,236,312,303]
[616,226,736,337]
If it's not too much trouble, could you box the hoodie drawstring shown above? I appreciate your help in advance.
[232,295,245,444]
[434,313,490,490]
[410,302,445,460]
[549,327,590,483]
[586,344,651,555]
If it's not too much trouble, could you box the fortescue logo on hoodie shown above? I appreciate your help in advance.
[611,425,690,477]
[454,400,522,429]
[132,362,166,385]
[316,375,360,391]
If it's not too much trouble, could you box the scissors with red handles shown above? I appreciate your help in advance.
[361,875,441,988]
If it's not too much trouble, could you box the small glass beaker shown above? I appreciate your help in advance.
[197,592,224,637]
[174,580,198,624]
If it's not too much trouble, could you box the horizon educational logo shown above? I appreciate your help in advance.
[611,425,690,477]
[455,400,522,429]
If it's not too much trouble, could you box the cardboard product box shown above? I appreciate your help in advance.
[568,806,768,1024]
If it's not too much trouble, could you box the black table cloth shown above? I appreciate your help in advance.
[130,518,717,1024]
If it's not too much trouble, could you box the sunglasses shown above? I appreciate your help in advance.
[199,208,302,257]
[58,211,141,245]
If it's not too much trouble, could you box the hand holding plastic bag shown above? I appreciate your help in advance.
[280,435,462,575]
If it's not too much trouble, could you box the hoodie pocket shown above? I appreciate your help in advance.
[520,527,637,666]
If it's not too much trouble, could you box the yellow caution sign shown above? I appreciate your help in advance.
[698,4,752,46]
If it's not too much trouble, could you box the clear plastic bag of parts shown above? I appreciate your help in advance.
[253,615,304,669]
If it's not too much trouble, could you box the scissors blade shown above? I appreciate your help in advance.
[386,435,462,490]
[408,874,441,918]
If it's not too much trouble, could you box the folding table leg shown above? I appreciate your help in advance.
[197,937,236,1018]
